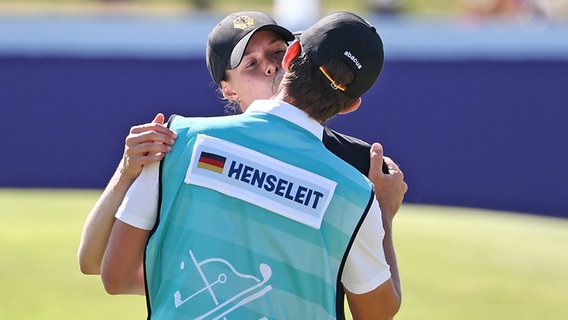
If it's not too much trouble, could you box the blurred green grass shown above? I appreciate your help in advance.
[1,188,567,319]
[0,189,147,320]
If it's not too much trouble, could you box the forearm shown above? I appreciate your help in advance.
[104,262,146,296]
[346,277,400,320]
[78,162,136,274]
[382,217,402,307]
[101,220,148,295]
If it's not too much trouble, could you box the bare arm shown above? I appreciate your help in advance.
[346,278,400,320]
[101,219,148,295]
[361,143,407,315]
[78,113,175,274]
[78,165,137,275]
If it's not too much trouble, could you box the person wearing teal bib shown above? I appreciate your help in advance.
[78,12,406,285]
[102,11,401,319]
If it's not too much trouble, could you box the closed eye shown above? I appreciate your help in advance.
[243,59,258,69]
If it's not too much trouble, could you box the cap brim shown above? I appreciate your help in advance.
[229,25,295,70]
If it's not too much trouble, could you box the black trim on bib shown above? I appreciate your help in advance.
[143,114,180,319]
[335,188,375,319]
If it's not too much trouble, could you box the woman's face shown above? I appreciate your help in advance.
[221,30,288,111]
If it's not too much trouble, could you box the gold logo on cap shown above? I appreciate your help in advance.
[233,16,254,30]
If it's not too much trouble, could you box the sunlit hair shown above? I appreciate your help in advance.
[223,99,243,115]
[280,51,357,123]
[214,85,243,115]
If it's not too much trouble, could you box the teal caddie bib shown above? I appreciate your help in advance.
[145,112,374,319]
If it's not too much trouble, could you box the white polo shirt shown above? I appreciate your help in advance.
[116,100,391,295]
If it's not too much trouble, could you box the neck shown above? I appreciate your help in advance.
[270,87,296,107]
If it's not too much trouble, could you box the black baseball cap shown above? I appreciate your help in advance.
[299,11,384,98]
[206,11,295,84]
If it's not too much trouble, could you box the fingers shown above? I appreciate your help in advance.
[125,129,175,161]
[368,143,384,180]
[382,156,399,174]
[126,128,176,148]
[382,156,406,191]
[126,140,172,159]
[128,114,176,145]
[130,123,176,141]
[385,160,407,196]
[120,114,177,179]
[152,113,165,125]
[368,143,408,217]
[370,142,384,159]
[130,114,176,140]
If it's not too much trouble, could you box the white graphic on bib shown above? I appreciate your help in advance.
[173,250,272,320]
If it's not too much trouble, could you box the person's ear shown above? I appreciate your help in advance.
[283,40,301,69]
[220,80,239,102]
[339,97,362,114]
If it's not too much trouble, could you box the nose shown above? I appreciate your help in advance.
[264,57,280,76]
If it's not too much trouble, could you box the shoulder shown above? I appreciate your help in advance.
[323,127,371,147]
[167,114,253,136]
[322,127,371,175]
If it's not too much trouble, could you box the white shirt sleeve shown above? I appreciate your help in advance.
[341,199,391,294]
[115,162,160,230]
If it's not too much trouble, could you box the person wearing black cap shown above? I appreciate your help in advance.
[206,11,295,112]
[79,11,406,278]
[101,11,401,319]
[206,11,389,177]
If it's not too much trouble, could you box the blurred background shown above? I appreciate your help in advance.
[1,0,567,218]
[1,0,568,19]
